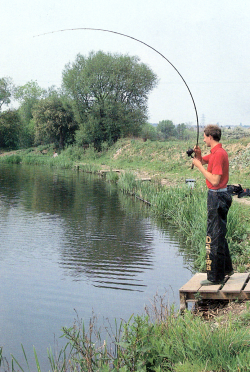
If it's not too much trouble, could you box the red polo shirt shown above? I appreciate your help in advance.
[202,143,229,190]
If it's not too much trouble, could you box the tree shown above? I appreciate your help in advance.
[0,109,21,148]
[0,77,13,111]
[140,122,157,141]
[32,95,78,148]
[157,120,176,140]
[14,80,47,122]
[14,81,47,147]
[176,123,186,139]
[62,51,158,150]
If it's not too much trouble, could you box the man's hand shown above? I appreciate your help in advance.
[192,157,202,169]
[193,145,202,161]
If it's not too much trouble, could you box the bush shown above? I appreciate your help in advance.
[0,110,21,149]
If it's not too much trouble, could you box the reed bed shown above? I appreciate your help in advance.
[0,153,74,169]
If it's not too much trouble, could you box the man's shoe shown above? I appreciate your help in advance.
[225,270,234,277]
[200,279,224,286]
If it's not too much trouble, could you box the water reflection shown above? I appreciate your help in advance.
[0,165,195,293]
[0,163,193,370]
[152,217,196,271]
[0,165,157,291]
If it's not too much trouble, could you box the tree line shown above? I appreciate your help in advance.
[0,51,189,150]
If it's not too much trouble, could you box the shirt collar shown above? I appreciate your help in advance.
[210,143,222,154]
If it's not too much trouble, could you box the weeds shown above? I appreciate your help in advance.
[5,298,250,371]
[105,171,119,183]
[0,154,22,164]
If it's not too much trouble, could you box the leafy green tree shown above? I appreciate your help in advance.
[0,77,13,111]
[157,120,176,140]
[0,109,21,148]
[14,80,46,121]
[62,51,158,150]
[32,95,78,148]
[140,123,157,141]
[176,123,186,139]
[14,81,47,147]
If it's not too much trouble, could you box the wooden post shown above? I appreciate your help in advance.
[179,292,187,312]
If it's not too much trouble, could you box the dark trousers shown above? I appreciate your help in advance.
[206,190,233,282]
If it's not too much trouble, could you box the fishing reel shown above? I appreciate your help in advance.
[186,147,195,169]
[186,147,195,158]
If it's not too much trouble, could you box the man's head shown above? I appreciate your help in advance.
[204,125,221,141]
[203,125,221,147]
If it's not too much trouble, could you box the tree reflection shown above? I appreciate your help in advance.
[0,164,157,291]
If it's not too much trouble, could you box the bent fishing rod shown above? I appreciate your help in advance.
[34,27,199,155]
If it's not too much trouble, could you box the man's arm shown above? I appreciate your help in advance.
[192,158,221,186]
[193,146,207,165]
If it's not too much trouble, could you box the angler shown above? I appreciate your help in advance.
[192,124,234,286]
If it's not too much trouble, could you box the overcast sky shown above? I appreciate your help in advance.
[1,0,250,126]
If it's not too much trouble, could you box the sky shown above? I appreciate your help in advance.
[1,0,250,127]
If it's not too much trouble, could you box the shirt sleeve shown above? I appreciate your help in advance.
[211,154,223,175]
[202,154,210,164]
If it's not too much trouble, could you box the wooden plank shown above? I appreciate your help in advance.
[243,279,250,293]
[135,178,151,182]
[221,273,249,293]
[199,283,222,293]
[197,292,244,301]
[179,273,206,293]
[99,169,122,174]
[197,292,227,300]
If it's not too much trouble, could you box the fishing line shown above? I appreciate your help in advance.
[34,27,199,146]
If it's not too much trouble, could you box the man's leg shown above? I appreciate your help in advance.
[206,191,225,282]
[218,192,233,274]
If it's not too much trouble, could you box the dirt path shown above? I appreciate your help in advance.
[0,150,17,156]
[233,195,250,206]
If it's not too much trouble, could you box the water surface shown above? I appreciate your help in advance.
[0,164,193,369]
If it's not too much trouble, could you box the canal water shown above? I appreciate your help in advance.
[0,164,193,370]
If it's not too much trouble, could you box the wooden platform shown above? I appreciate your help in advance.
[179,273,250,311]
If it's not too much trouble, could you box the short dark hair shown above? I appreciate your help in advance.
[204,125,221,141]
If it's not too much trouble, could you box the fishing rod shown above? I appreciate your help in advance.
[34,27,199,149]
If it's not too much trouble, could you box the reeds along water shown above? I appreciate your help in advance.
[116,172,250,273]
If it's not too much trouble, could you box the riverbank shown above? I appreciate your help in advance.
[1,134,250,184]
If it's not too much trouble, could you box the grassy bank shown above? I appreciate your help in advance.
[57,302,250,372]
[4,299,250,372]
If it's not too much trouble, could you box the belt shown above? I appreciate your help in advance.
[209,188,227,192]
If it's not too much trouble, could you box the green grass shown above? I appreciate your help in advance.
[0,154,22,164]
[5,300,250,371]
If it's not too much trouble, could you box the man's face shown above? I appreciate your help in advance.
[203,133,212,147]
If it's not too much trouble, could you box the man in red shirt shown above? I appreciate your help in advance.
[193,125,233,285]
